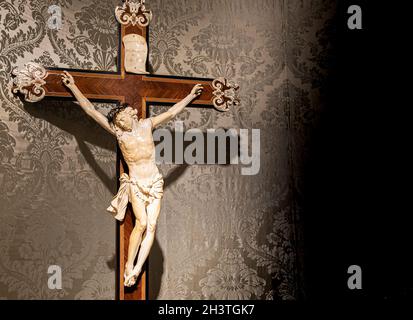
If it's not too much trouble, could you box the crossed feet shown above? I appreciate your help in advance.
[124,262,142,287]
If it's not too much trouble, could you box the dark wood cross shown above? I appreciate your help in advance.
[10,1,238,300]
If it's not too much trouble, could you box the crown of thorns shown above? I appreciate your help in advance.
[107,103,130,123]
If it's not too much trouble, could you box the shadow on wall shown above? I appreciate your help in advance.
[22,97,117,192]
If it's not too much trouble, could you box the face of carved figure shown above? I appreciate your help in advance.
[114,107,138,131]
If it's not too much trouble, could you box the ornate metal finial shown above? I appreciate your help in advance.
[10,62,48,103]
[212,78,240,112]
[115,0,153,27]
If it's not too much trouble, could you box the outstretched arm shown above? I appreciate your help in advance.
[61,71,116,136]
[150,84,203,128]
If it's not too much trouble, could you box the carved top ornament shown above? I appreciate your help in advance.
[10,62,48,103]
[115,0,153,27]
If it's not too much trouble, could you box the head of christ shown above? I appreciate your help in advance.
[107,103,138,132]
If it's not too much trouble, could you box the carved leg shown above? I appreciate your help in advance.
[125,198,161,287]
[125,196,147,282]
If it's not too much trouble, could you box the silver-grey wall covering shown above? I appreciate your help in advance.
[0,0,336,300]
[0,0,119,299]
[146,0,336,300]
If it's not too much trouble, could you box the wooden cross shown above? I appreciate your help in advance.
[10,0,238,300]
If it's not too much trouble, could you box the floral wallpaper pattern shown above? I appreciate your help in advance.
[0,0,336,299]
[147,0,336,300]
[0,0,119,299]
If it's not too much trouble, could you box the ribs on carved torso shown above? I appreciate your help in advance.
[115,118,159,182]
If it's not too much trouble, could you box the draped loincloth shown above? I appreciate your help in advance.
[107,172,164,221]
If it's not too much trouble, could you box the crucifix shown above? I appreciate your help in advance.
[10,0,239,300]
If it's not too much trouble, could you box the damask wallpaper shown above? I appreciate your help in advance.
[0,0,336,300]
[146,0,336,300]
[0,0,119,299]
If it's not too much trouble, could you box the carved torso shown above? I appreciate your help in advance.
[114,118,159,181]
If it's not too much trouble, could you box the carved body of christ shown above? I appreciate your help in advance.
[10,0,239,300]
[62,71,203,288]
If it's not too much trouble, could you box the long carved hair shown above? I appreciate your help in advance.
[107,103,130,124]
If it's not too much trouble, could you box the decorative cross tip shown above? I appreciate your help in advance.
[115,0,153,27]
[212,77,240,112]
[10,62,48,103]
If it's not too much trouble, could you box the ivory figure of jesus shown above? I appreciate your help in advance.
[61,71,203,287]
